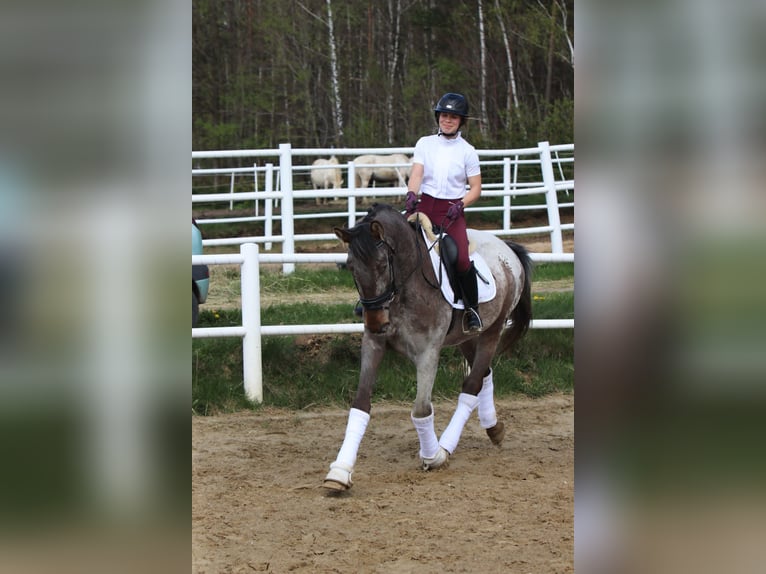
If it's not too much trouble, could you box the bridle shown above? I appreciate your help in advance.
[355,239,397,311]
[354,238,402,314]
[349,213,441,333]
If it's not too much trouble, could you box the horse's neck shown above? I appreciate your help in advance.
[396,222,432,287]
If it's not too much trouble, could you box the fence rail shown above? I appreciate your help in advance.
[192,141,574,272]
[192,245,574,403]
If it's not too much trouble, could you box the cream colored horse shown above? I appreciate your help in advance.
[353,154,411,204]
[311,156,343,205]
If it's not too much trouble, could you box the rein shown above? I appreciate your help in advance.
[413,216,449,293]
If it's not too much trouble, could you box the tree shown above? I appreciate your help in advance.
[326,0,344,144]
[192,0,574,150]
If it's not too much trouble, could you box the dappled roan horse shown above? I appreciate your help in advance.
[324,203,533,491]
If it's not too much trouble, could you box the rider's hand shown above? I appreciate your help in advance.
[404,191,419,215]
[446,200,464,221]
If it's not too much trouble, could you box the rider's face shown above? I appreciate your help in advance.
[438,112,461,134]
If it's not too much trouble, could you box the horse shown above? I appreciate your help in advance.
[324,203,533,491]
[353,154,411,204]
[311,156,343,205]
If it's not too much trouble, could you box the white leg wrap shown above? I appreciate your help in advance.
[411,408,440,460]
[439,393,479,454]
[325,408,370,487]
[477,369,498,429]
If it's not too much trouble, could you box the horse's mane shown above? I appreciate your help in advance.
[363,202,403,222]
[346,203,409,263]
[344,221,377,263]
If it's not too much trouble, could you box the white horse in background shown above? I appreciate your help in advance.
[311,156,343,205]
[353,154,412,204]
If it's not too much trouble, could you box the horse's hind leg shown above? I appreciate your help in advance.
[463,338,506,445]
[477,369,505,445]
[437,392,479,455]
[437,339,505,454]
[458,339,504,441]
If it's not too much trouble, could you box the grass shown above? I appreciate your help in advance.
[192,264,573,414]
[209,262,571,301]
[530,262,574,283]
[260,267,355,293]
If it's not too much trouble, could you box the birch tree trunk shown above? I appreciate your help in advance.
[493,0,520,130]
[385,0,402,144]
[326,0,343,144]
[556,0,574,68]
[544,0,556,104]
[477,0,489,139]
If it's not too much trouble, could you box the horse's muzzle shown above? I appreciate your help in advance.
[363,308,390,334]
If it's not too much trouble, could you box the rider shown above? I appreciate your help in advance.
[404,92,483,333]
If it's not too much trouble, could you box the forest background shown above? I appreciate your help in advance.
[192,0,573,151]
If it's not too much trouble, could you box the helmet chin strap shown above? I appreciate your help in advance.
[438,128,459,138]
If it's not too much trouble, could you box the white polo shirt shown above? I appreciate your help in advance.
[412,132,481,201]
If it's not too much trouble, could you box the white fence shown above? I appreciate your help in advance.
[192,141,574,274]
[192,142,574,403]
[192,244,574,403]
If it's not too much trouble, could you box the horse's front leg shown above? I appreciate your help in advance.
[410,348,449,470]
[323,334,386,491]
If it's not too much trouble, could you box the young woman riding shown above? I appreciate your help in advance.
[404,92,483,333]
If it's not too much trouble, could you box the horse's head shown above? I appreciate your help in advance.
[335,205,407,334]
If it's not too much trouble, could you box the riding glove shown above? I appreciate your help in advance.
[446,200,464,221]
[404,191,419,215]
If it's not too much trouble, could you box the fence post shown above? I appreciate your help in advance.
[539,141,564,254]
[253,162,259,217]
[502,156,512,231]
[241,242,263,403]
[347,160,356,229]
[229,172,235,211]
[279,143,295,274]
[264,163,273,251]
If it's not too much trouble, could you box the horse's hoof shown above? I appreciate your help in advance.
[324,463,353,490]
[421,447,449,470]
[486,421,505,446]
[322,479,349,492]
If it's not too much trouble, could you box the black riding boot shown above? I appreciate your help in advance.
[457,263,483,334]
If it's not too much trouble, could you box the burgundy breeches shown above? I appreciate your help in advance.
[417,193,471,272]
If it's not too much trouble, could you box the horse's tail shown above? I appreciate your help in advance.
[497,241,533,356]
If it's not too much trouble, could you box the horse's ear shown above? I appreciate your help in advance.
[334,227,351,244]
[370,221,384,241]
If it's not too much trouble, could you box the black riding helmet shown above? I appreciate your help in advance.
[433,93,469,126]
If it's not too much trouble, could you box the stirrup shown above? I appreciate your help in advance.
[462,308,483,334]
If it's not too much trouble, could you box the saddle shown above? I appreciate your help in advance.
[407,212,485,303]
